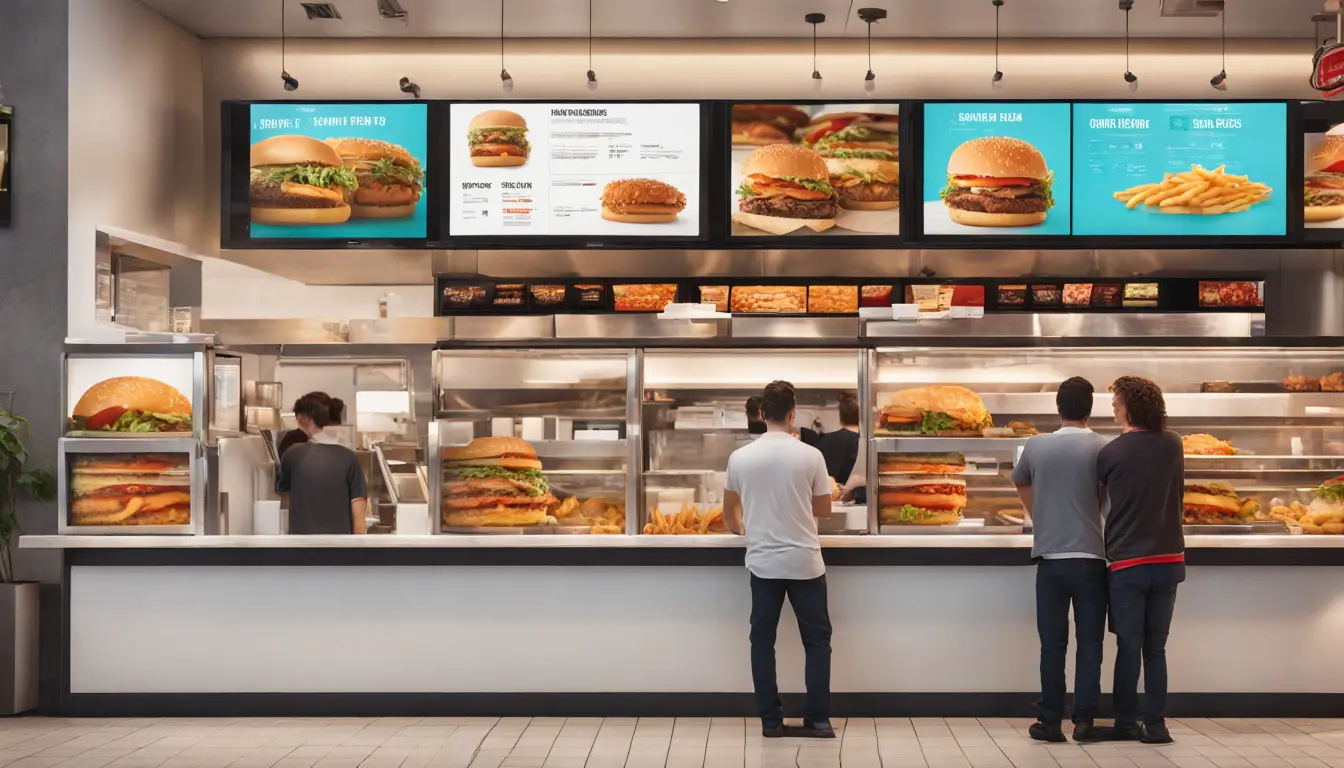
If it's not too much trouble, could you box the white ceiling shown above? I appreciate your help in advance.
[137,0,1328,39]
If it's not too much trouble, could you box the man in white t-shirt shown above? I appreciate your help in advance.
[724,381,835,740]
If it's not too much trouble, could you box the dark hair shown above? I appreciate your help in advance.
[837,391,859,426]
[745,396,762,420]
[760,380,796,423]
[1110,376,1167,432]
[294,392,334,429]
[1056,377,1094,422]
[327,397,345,425]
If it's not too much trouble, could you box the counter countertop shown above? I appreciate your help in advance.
[21,534,1344,549]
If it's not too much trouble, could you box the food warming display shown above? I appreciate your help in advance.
[441,437,555,527]
[67,453,191,526]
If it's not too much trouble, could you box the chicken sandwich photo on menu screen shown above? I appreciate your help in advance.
[729,103,899,237]
[921,102,1071,236]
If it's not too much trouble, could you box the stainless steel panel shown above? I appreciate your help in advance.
[202,319,350,345]
[555,314,723,340]
[865,313,1262,339]
[918,250,1095,278]
[470,250,764,278]
[731,316,858,339]
[454,315,555,340]
[347,318,452,344]
[762,250,916,278]
[218,249,435,286]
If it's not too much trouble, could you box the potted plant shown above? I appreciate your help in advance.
[0,404,54,714]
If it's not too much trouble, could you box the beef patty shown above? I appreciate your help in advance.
[943,190,1048,215]
[251,181,347,210]
[739,195,839,220]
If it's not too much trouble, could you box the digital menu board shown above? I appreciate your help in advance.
[1073,102,1286,237]
[446,103,702,238]
[728,103,900,237]
[1304,118,1344,232]
[247,103,428,240]
[921,103,1071,236]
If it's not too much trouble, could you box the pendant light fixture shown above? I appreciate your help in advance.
[499,0,513,90]
[279,0,298,91]
[586,0,597,89]
[805,12,826,81]
[1210,1,1227,89]
[1120,0,1137,86]
[858,7,886,91]
[991,0,1004,84]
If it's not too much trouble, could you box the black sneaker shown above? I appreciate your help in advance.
[787,722,837,739]
[1095,724,1142,742]
[762,725,785,738]
[1073,722,1101,743]
[1029,721,1067,743]
[1140,724,1173,745]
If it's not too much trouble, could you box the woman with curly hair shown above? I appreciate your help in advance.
[1096,376,1185,744]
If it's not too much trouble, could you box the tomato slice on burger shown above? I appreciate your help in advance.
[85,406,128,431]
[804,117,856,145]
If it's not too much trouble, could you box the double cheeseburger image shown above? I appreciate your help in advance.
[69,454,191,527]
[69,377,192,433]
[1305,135,1344,223]
[468,110,530,167]
[940,136,1054,228]
[600,178,687,224]
[441,437,555,527]
[736,144,838,231]
[325,138,424,219]
[876,385,993,437]
[250,135,359,225]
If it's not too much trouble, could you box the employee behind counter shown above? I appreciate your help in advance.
[747,392,861,489]
[277,392,368,535]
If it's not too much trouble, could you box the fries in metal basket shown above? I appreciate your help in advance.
[1112,164,1271,216]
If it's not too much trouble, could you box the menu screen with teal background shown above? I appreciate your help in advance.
[1072,102,1286,236]
[921,102,1073,236]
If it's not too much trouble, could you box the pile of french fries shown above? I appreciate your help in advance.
[1113,164,1272,215]
[643,504,726,535]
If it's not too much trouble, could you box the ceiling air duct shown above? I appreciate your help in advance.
[1159,0,1225,18]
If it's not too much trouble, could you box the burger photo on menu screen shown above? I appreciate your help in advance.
[442,437,555,527]
[600,178,687,223]
[736,144,838,230]
[940,136,1054,227]
[731,105,810,146]
[69,454,191,526]
[467,110,530,167]
[69,376,193,433]
[803,111,900,158]
[877,385,992,436]
[1305,135,1344,223]
[249,135,358,225]
[826,155,899,211]
[879,477,967,526]
[324,138,424,220]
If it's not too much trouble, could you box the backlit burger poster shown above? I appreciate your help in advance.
[248,103,428,239]
[1305,122,1344,231]
[920,102,1071,236]
[446,103,702,238]
[729,103,900,237]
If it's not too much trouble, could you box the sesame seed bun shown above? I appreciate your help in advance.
[946,136,1049,181]
[741,143,829,182]
[468,109,527,131]
[250,135,344,169]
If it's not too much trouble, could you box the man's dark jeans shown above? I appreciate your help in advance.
[1109,562,1185,728]
[1036,558,1108,725]
[749,573,831,729]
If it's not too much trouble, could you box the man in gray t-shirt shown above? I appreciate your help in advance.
[1012,377,1108,743]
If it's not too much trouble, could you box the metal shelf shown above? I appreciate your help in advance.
[874,437,1027,454]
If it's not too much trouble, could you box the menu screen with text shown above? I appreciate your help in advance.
[1072,102,1286,236]
[447,103,701,237]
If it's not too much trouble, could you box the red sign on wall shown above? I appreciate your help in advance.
[1313,44,1344,98]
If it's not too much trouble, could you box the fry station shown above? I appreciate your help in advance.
[15,1,1344,717]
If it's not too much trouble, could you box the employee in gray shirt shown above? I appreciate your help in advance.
[277,393,368,535]
[1012,377,1108,744]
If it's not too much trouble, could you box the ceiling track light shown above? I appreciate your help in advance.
[279,0,298,91]
[586,0,597,89]
[805,12,825,80]
[1120,0,1137,86]
[399,76,421,98]
[858,7,886,90]
[991,0,1004,84]
[1211,1,1227,89]
[499,0,513,88]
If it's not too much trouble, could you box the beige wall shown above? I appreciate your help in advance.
[68,0,205,337]
[196,36,1314,320]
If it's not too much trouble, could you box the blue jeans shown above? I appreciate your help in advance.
[1036,558,1108,725]
[1109,562,1185,728]
[749,574,831,729]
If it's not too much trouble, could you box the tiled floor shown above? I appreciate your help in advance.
[0,718,1339,768]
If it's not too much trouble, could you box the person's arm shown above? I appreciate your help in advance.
[811,452,834,518]
[724,490,744,535]
[840,472,865,502]
[275,450,293,495]
[1010,442,1033,518]
[348,456,369,535]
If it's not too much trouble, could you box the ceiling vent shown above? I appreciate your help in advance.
[376,0,408,22]
[299,3,341,20]
[1159,0,1224,17]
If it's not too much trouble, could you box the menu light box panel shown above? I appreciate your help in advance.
[446,103,702,238]
[1072,102,1286,237]
[248,103,429,240]
[921,102,1072,236]
[728,103,900,237]
[1305,119,1344,232]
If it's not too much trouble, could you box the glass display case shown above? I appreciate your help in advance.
[868,346,1344,536]
[431,349,637,534]
[641,349,867,535]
